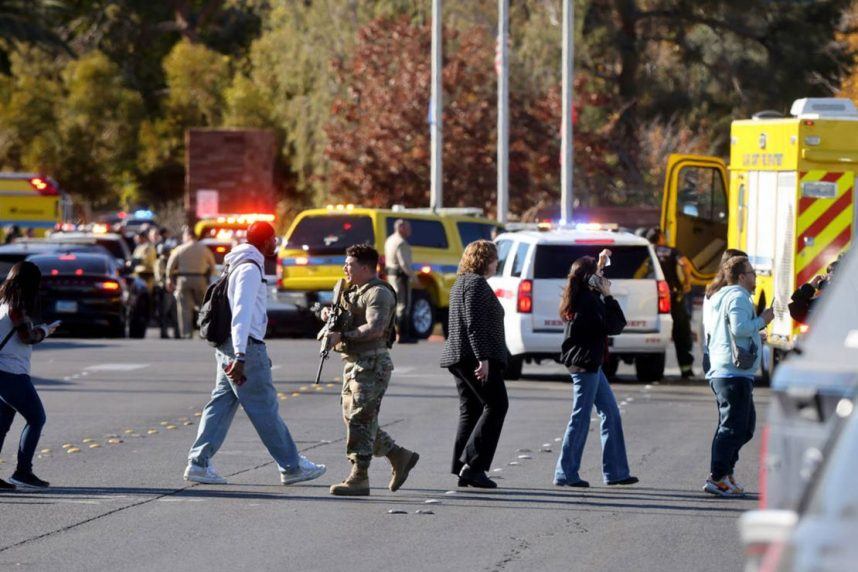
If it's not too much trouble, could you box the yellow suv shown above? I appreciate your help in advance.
[277,205,500,338]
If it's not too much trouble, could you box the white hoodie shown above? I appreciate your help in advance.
[225,243,267,355]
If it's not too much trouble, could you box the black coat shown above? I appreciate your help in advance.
[560,288,626,373]
[440,272,508,368]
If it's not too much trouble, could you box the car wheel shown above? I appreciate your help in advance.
[603,354,620,381]
[409,291,435,339]
[634,353,665,383]
[505,354,524,381]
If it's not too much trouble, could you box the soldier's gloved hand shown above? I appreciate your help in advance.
[326,331,342,348]
[320,306,331,322]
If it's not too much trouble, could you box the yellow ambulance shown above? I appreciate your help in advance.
[0,173,70,240]
[277,205,501,339]
[661,98,856,362]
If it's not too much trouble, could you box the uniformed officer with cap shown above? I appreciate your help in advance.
[166,226,217,339]
[384,219,417,343]
[647,227,695,378]
[322,243,420,496]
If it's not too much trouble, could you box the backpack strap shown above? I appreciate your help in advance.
[225,259,265,283]
[0,327,16,352]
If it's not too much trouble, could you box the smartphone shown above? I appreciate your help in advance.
[587,274,608,292]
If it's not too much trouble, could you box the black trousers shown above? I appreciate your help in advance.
[671,292,694,370]
[448,360,509,474]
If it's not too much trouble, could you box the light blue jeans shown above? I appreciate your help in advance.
[554,368,631,484]
[188,340,300,472]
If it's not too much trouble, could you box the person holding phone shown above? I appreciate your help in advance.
[0,261,60,490]
[440,240,509,488]
[554,250,638,488]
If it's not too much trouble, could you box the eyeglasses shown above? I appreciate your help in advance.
[740,269,756,277]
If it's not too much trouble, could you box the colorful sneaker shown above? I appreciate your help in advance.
[184,463,227,485]
[703,475,743,497]
[727,474,745,495]
[280,455,326,485]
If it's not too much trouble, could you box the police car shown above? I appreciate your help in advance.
[489,225,673,382]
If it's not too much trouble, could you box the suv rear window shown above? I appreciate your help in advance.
[533,245,654,280]
[30,255,110,275]
[385,218,448,249]
[287,215,374,254]
[456,222,495,247]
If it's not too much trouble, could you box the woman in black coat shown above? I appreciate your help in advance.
[440,240,508,488]
[555,250,637,488]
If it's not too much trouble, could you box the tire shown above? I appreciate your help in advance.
[409,291,435,339]
[634,353,665,383]
[603,354,620,381]
[505,354,524,381]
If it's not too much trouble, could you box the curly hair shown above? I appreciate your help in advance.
[345,243,379,269]
[458,240,498,276]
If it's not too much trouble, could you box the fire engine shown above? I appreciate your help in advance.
[661,98,856,370]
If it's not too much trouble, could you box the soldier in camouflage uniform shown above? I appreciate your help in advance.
[322,244,420,496]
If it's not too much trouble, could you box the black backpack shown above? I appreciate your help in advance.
[198,260,263,347]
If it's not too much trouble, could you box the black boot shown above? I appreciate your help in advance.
[458,465,497,489]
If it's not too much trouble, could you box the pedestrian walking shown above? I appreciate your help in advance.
[647,228,696,378]
[0,262,59,490]
[702,255,774,497]
[154,229,179,339]
[166,226,216,339]
[701,249,747,374]
[554,250,638,488]
[384,219,417,343]
[321,243,419,496]
[185,221,326,486]
[440,240,508,489]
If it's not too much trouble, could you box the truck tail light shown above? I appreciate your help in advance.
[657,281,671,314]
[517,279,533,314]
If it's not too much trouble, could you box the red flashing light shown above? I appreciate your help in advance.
[98,281,121,291]
[517,279,533,313]
[58,254,76,261]
[74,269,84,276]
[50,269,59,276]
[28,176,57,195]
[803,120,815,126]
[657,281,671,314]
[343,223,353,231]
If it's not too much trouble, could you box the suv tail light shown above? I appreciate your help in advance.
[517,279,533,314]
[657,280,671,314]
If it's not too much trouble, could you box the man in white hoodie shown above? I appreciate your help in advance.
[184,221,326,486]
[703,256,773,497]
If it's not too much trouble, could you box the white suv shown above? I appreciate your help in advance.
[489,228,673,382]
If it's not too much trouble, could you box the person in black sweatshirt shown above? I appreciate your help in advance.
[440,240,508,488]
[555,250,638,488]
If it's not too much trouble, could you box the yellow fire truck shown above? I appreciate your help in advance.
[661,98,856,361]
[0,173,70,240]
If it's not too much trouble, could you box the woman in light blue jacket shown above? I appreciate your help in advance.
[702,256,773,497]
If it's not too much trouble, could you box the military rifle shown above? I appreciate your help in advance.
[314,278,347,384]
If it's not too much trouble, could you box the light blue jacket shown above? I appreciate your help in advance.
[704,285,765,380]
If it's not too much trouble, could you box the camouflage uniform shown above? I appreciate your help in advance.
[338,278,397,466]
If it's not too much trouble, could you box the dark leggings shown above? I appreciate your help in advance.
[0,370,46,474]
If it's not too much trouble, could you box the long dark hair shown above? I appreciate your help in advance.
[0,261,41,315]
[559,256,597,321]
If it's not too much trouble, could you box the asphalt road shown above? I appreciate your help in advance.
[0,332,765,571]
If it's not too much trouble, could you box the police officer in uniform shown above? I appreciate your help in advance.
[384,219,417,343]
[322,244,419,496]
[154,229,179,339]
[166,226,216,339]
[647,228,695,378]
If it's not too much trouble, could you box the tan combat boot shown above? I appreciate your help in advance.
[386,446,420,492]
[329,462,370,496]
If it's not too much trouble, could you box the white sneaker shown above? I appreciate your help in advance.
[184,463,228,485]
[727,474,745,495]
[281,455,326,485]
[703,475,743,497]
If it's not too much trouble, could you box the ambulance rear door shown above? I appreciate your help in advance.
[660,154,729,286]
